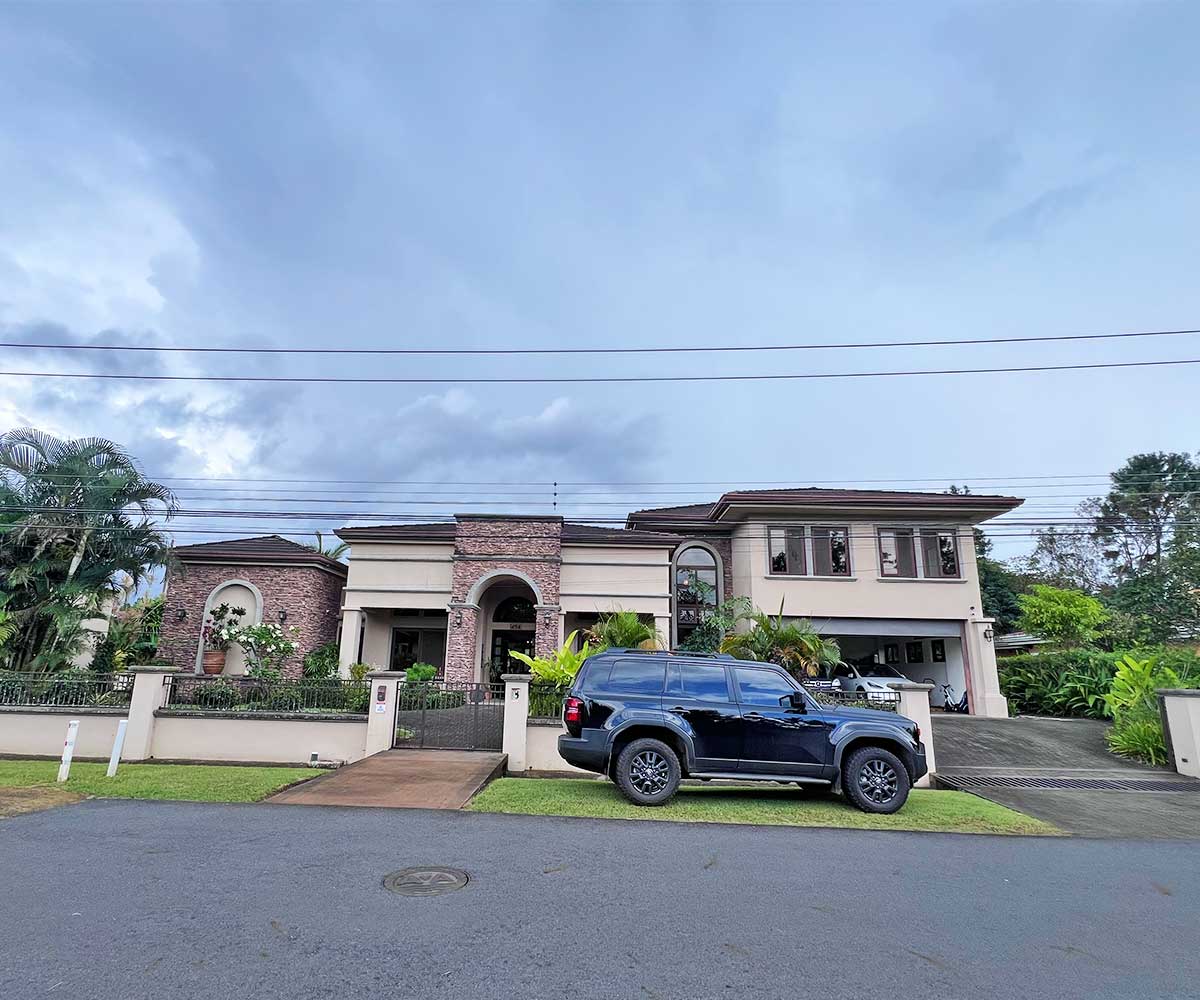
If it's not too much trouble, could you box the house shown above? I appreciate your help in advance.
[155,486,1023,717]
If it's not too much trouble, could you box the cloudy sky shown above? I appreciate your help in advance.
[2,2,1199,556]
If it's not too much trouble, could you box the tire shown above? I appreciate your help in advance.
[614,737,681,806]
[841,746,911,814]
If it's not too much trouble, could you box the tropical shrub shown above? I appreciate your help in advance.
[509,631,602,686]
[193,678,240,710]
[405,663,437,684]
[1106,711,1171,766]
[1102,654,1194,766]
[235,622,300,675]
[585,610,660,650]
[677,596,753,653]
[1016,585,1108,648]
[999,651,1122,718]
[348,662,372,682]
[302,641,340,679]
[719,604,842,679]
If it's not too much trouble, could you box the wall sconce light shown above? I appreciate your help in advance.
[174,608,187,622]
[983,626,994,643]
[278,609,288,623]
[453,610,463,627]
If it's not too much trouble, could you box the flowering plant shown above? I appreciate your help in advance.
[234,622,300,675]
[202,604,247,652]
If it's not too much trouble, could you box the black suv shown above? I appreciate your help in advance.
[558,649,927,813]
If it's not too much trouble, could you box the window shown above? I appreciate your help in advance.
[883,643,900,664]
[905,641,924,664]
[931,639,946,662]
[607,659,666,695]
[921,529,961,578]
[812,527,850,576]
[877,528,917,577]
[675,545,719,646]
[493,595,536,623]
[767,527,807,575]
[678,661,731,701]
[390,629,446,673]
[733,666,798,706]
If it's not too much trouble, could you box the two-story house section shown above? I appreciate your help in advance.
[626,488,1023,718]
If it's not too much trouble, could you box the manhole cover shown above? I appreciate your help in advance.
[382,867,470,896]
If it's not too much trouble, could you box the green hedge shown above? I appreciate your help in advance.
[999,648,1200,718]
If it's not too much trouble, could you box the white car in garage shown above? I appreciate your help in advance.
[830,662,910,700]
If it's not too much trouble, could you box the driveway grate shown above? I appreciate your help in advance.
[941,774,1200,792]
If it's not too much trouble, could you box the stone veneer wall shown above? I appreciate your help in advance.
[157,562,345,677]
[444,518,563,684]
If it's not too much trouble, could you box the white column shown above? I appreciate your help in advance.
[338,609,363,678]
[124,667,176,761]
[1158,689,1200,778]
[655,615,672,650]
[364,670,402,757]
[501,673,531,774]
[889,681,936,787]
[963,618,1008,718]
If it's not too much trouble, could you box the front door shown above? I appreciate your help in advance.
[732,664,833,776]
[489,629,534,685]
[663,659,742,770]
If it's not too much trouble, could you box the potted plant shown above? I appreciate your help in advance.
[200,603,246,674]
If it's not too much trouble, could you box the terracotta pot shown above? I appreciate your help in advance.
[201,650,226,675]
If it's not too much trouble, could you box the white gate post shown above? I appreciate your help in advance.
[502,674,531,774]
[365,671,402,757]
[57,720,80,782]
[889,681,936,787]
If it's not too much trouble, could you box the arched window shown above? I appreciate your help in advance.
[674,545,720,646]
[493,595,536,624]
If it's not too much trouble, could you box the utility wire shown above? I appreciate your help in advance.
[4,325,1199,356]
[3,357,1200,384]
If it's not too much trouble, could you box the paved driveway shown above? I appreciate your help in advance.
[932,715,1200,838]
[1,800,1197,1000]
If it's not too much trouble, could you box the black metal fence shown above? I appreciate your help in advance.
[394,682,505,750]
[529,682,569,721]
[812,688,900,712]
[0,671,134,709]
[161,675,371,715]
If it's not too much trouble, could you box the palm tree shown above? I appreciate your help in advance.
[0,428,177,671]
[720,602,843,679]
[585,609,662,650]
[309,531,350,561]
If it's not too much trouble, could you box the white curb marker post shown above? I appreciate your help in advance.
[57,720,80,783]
[106,719,128,778]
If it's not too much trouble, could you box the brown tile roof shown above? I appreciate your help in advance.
[335,522,456,542]
[628,487,1023,525]
[336,520,679,547]
[561,523,681,546]
[172,535,348,574]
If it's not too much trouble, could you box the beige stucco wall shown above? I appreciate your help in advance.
[342,541,454,611]
[525,723,590,774]
[149,715,368,764]
[0,710,125,758]
[730,519,985,621]
[559,544,672,616]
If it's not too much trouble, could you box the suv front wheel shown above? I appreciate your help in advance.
[614,737,681,806]
[842,745,910,814]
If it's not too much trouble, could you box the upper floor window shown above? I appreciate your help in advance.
[674,545,720,645]
[878,527,960,578]
[767,526,850,576]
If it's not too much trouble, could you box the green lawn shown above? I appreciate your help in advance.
[469,778,1059,836]
[0,760,317,803]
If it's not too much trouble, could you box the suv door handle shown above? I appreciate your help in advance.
[743,711,764,720]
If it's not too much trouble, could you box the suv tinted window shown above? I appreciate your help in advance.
[677,661,731,701]
[734,666,797,706]
[607,658,666,695]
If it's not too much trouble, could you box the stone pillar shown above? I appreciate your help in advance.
[365,671,403,757]
[888,681,936,787]
[1158,689,1200,778]
[654,615,672,650]
[444,603,480,684]
[124,667,177,761]
[338,609,363,678]
[534,604,562,659]
[502,673,531,774]
[963,618,1008,718]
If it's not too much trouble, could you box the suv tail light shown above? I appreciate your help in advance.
[564,696,583,725]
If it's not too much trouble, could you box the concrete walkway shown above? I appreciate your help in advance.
[932,715,1200,838]
[267,749,506,810]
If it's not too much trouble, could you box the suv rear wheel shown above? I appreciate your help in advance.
[842,745,910,814]
[614,737,681,806]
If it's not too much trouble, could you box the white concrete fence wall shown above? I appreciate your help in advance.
[1159,689,1200,779]
[0,667,370,766]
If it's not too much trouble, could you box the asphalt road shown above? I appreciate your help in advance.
[2,800,1197,1000]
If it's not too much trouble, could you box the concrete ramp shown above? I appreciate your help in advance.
[267,750,506,810]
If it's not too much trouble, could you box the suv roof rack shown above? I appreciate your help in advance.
[596,648,736,660]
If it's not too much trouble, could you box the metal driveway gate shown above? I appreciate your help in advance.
[393,682,505,750]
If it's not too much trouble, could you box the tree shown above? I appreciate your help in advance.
[0,428,176,671]
[1018,523,1110,593]
[1016,584,1109,648]
[720,603,843,678]
[309,531,349,561]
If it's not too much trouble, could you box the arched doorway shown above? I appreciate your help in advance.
[485,591,536,684]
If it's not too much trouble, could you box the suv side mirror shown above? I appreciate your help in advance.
[782,692,807,712]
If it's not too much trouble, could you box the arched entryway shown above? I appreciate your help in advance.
[479,583,538,685]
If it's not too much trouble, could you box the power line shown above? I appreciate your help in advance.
[5,325,1199,356]
[3,357,1200,385]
